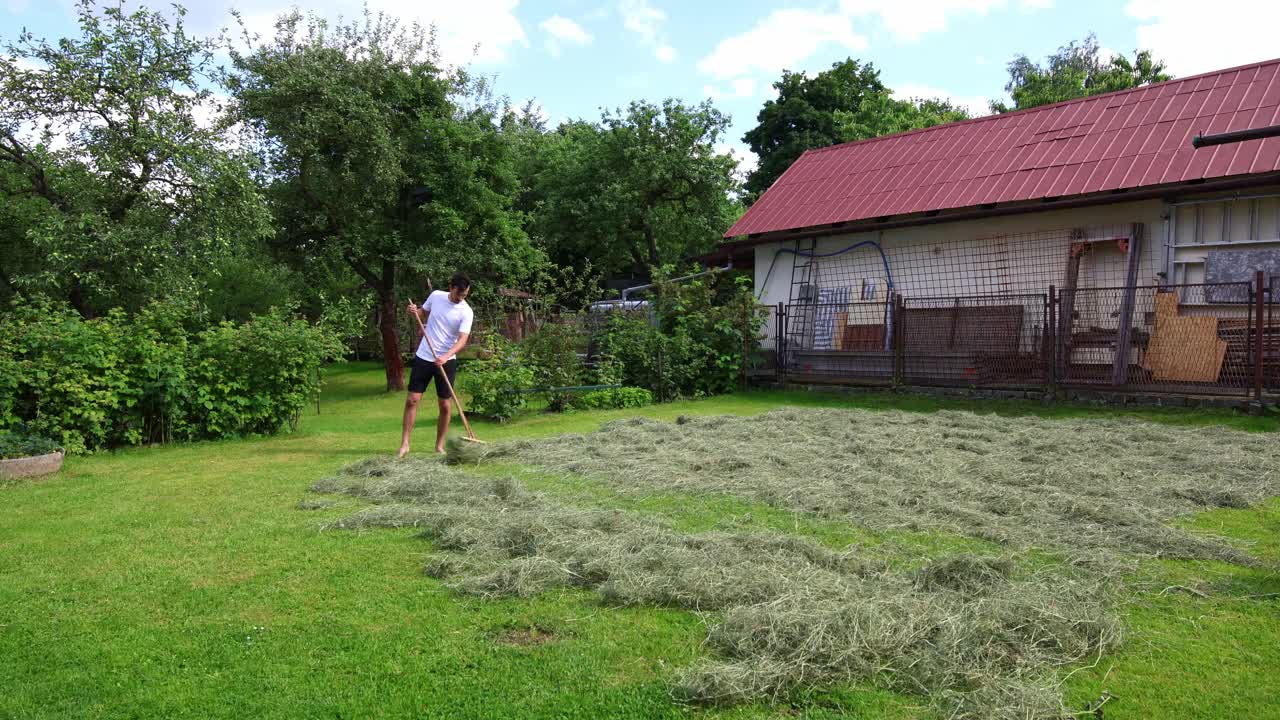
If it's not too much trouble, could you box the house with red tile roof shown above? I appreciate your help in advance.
[713,58,1280,391]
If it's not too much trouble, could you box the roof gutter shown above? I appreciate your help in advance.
[720,172,1280,250]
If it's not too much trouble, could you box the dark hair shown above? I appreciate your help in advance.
[448,272,471,291]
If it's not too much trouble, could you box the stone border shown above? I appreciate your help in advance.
[0,450,64,480]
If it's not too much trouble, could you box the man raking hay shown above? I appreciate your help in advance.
[399,273,480,457]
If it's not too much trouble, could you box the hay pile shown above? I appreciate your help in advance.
[458,409,1280,563]
[315,457,1120,718]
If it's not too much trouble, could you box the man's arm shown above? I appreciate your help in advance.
[406,301,431,344]
[437,332,469,365]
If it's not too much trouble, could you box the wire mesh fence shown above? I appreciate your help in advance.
[1058,283,1255,395]
[1270,292,1280,393]
[901,294,1048,388]
[782,300,896,384]
[772,277,1273,398]
[784,224,1150,309]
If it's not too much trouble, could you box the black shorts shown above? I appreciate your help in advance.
[408,357,458,399]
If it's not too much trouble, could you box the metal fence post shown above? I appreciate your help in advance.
[1256,270,1266,403]
[892,293,905,386]
[1047,285,1057,389]
[775,302,785,383]
[1055,287,1070,385]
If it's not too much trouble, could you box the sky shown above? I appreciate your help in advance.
[4,0,1279,176]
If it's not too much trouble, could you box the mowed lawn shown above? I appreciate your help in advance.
[2,361,1278,719]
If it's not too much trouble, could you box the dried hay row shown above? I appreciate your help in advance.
[314,457,1121,718]
[452,409,1280,563]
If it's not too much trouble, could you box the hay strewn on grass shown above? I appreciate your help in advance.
[314,456,1120,718]
[454,409,1280,563]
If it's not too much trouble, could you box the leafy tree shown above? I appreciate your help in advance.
[743,59,969,201]
[527,100,739,278]
[229,9,540,390]
[0,0,270,316]
[991,34,1171,113]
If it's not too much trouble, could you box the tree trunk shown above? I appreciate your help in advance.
[378,289,405,391]
[643,220,661,268]
[69,278,91,319]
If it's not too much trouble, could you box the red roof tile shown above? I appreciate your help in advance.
[726,57,1280,238]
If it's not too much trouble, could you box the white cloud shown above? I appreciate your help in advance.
[619,0,677,62]
[731,77,756,97]
[619,0,665,43]
[1126,0,1280,77]
[540,15,592,45]
[539,14,592,56]
[222,0,528,66]
[838,0,1005,41]
[379,0,528,64]
[892,83,990,117]
[716,141,759,183]
[704,79,757,101]
[697,9,867,80]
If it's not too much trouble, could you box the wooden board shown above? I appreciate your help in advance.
[1153,316,1228,382]
[1141,292,1179,372]
[1142,291,1228,382]
[841,324,886,351]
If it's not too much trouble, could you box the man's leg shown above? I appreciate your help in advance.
[435,398,452,453]
[434,359,458,453]
[399,392,422,457]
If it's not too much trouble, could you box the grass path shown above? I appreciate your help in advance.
[1,362,1277,718]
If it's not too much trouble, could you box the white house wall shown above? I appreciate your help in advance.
[754,199,1168,308]
[753,199,1165,346]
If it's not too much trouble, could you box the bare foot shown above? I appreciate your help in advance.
[434,446,446,455]
[397,445,410,458]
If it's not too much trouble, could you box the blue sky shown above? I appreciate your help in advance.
[4,0,1277,173]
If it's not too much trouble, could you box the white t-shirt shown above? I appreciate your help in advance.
[415,290,474,362]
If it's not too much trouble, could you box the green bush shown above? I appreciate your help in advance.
[588,354,624,387]
[0,300,138,453]
[575,387,653,410]
[185,310,343,438]
[458,337,535,422]
[0,430,61,459]
[0,299,341,452]
[595,314,669,398]
[521,321,585,412]
[594,269,767,401]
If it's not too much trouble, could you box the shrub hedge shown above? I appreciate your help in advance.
[0,299,341,453]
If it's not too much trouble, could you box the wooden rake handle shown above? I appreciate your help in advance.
[410,304,480,442]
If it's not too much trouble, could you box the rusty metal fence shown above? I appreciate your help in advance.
[1056,283,1257,395]
[772,273,1275,399]
[901,293,1049,388]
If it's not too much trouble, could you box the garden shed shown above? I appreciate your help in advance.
[718,58,1280,397]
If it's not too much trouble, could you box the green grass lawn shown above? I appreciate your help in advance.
[2,361,1277,719]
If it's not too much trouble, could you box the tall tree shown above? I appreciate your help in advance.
[743,59,969,201]
[230,10,539,390]
[528,100,739,279]
[0,0,269,316]
[991,34,1171,113]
